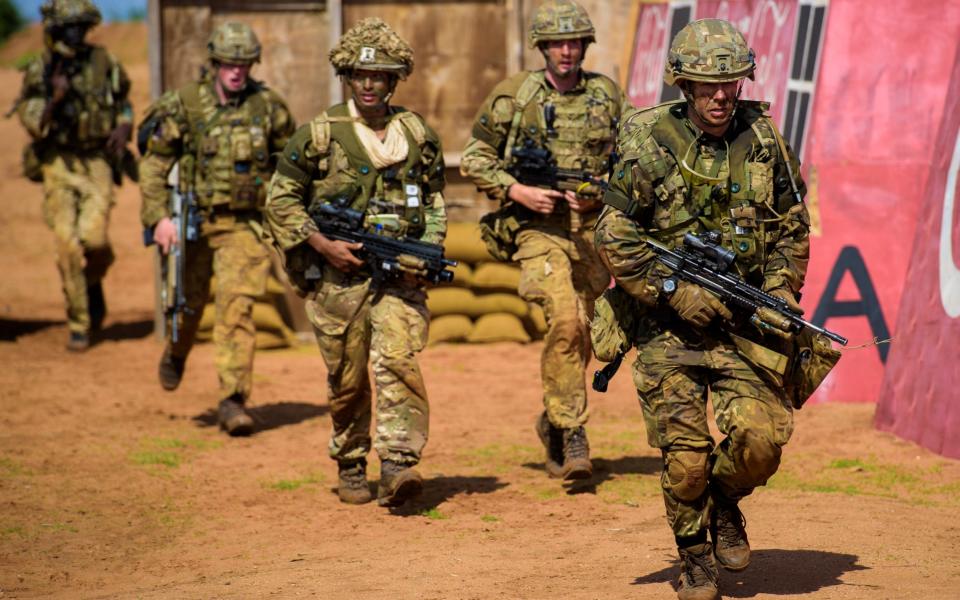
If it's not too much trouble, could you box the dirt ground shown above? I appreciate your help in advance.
[2,25,959,600]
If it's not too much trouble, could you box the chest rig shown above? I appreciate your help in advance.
[631,101,789,280]
[50,47,123,150]
[180,81,273,212]
[307,103,438,239]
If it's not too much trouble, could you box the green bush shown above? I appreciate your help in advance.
[0,0,24,45]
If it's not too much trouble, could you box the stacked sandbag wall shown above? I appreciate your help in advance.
[195,273,300,350]
[427,222,547,345]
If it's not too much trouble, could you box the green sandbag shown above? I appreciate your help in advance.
[427,315,474,345]
[444,221,496,264]
[449,262,474,287]
[525,303,547,335]
[472,262,521,292]
[427,287,479,317]
[466,312,531,344]
[473,292,529,318]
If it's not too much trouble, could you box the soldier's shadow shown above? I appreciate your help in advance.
[521,454,662,495]
[95,319,153,343]
[192,401,328,433]
[633,549,869,597]
[0,318,63,341]
[383,475,509,516]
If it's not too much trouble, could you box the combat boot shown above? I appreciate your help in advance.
[338,459,372,505]
[66,331,90,352]
[218,394,254,437]
[560,426,592,480]
[677,542,719,600]
[377,459,423,507]
[710,499,751,571]
[158,348,186,391]
[535,412,565,478]
[88,282,106,332]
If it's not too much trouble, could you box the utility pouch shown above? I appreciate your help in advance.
[590,284,638,362]
[22,142,43,183]
[785,329,842,409]
[478,204,524,262]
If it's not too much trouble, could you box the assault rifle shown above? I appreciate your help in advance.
[307,203,457,285]
[592,231,847,393]
[143,163,200,344]
[507,139,609,195]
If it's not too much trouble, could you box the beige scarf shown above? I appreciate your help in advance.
[348,99,409,169]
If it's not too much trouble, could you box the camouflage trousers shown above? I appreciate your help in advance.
[632,329,794,538]
[514,225,610,429]
[41,152,115,334]
[168,213,270,401]
[307,267,430,465]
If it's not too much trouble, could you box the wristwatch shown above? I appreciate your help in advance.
[661,277,678,297]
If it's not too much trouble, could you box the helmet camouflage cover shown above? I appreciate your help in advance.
[329,18,414,79]
[664,18,755,86]
[208,21,262,65]
[528,0,595,48]
[40,0,102,28]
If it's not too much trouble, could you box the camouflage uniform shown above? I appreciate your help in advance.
[15,0,133,346]
[594,19,810,600]
[139,23,295,414]
[265,18,446,504]
[461,0,629,478]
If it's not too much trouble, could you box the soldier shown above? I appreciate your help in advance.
[594,19,810,600]
[264,18,446,507]
[461,0,629,482]
[14,0,133,351]
[139,22,295,435]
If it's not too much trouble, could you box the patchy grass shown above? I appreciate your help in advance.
[421,507,448,520]
[0,456,32,477]
[596,473,661,506]
[480,515,499,523]
[129,437,222,471]
[265,472,325,492]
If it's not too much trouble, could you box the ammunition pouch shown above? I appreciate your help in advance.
[478,203,525,262]
[785,329,842,409]
[22,142,44,183]
[591,284,639,362]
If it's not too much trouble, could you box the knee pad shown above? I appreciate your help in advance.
[740,429,782,482]
[665,450,709,501]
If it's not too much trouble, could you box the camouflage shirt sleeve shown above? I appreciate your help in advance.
[420,121,448,245]
[763,137,810,294]
[264,124,321,251]
[112,56,134,127]
[16,57,50,140]
[138,90,187,228]
[265,89,296,155]
[459,87,519,202]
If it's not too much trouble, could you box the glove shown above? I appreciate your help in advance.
[768,287,804,315]
[396,253,428,282]
[667,280,733,327]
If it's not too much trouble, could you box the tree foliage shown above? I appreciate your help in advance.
[0,0,25,44]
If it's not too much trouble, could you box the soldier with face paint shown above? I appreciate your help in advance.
[461,0,631,485]
[594,19,811,600]
[139,22,295,436]
[264,18,447,508]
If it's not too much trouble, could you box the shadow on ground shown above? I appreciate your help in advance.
[522,454,662,495]
[0,318,63,341]
[386,475,508,516]
[633,549,869,597]
[192,401,328,433]
[96,319,153,343]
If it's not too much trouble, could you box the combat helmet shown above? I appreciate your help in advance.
[528,0,595,48]
[329,18,414,79]
[40,0,102,28]
[208,22,262,65]
[664,19,755,86]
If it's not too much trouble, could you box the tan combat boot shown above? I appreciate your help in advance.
[218,395,254,437]
[535,412,565,478]
[377,460,423,507]
[560,426,592,480]
[710,500,751,571]
[337,459,372,505]
[66,331,90,352]
[677,542,719,600]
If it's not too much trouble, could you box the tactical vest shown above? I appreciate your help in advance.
[611,101,795,280]
[48,46,124,150]
[304,103,442,239]
[180,81,274,211]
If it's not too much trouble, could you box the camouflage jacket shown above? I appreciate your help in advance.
[139,77,295,228]
[264,103,447,286]
[16,46,132,151]
[596,100,810,313]
[461,69,630,207]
